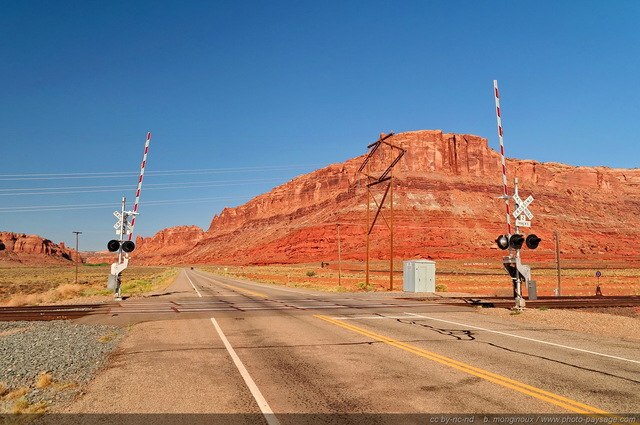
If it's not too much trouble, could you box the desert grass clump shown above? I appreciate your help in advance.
[3,387,28,400]
[35,372,54,389]
[10,398,30,414]
[8,397,47,414]
[6,293,47,307]
[53,284,84,299]
[98,331,119,343]
[435,283,448,292]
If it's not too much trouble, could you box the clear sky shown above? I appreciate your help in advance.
[1,0,639,252]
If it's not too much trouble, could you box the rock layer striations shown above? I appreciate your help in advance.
[124,130,640,265]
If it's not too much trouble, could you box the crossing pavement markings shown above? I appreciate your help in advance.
[314,314,628,420]
[100,299,449,315]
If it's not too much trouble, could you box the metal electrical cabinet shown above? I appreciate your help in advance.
[403,260,436,292]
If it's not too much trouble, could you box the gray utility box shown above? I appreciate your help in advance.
[403,260,436,292]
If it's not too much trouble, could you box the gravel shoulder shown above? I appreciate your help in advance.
[0,321,125,414]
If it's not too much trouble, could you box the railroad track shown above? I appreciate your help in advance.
[458,295,640,309]
[0,296,638,321]
[0,303,112,321]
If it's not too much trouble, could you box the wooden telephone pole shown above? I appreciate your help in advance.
[357,132,406,291]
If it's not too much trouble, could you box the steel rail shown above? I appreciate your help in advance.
[0,303,113,321]
[457,295,640,309]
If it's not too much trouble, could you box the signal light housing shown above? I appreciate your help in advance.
[525,234,541,249]
[107,239,136,253]
[496,235,509,250]
[509,234,525,250]
[122,240,136,253]
[107,240,121,252]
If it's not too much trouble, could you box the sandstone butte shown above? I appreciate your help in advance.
[120,129,640,266]
[0,232,78,264]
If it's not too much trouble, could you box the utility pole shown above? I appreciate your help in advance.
[389,167,394,291]
[337,223,342,287]
[358,132,406,291]
[72,231,82,285]
[555,230,562,296]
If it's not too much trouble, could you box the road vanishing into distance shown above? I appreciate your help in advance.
[69,268,639,423]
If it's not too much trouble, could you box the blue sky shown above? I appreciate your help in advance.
[1,0,639,252]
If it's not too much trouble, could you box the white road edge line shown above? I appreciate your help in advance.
[404,312,640,365]
[185,271,203,298]
[210,318,280,425]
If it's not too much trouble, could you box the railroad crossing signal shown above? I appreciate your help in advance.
[495,235,509,250]
[107,239,135,253]
[509,234,525,250]
[525,234,541,249]
[496,234,541,250]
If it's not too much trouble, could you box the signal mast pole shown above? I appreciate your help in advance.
[72,231,82,284]
[513,179,523,306]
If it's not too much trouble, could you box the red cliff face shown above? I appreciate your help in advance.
[129,130,640,265]
[132,226,205,264]
[0,232,78,264]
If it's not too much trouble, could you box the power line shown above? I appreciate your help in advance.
[0,195,253,213]
[0,164,325,181]
[0,177,294,196]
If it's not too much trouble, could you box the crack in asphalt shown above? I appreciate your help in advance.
[394,318,476,341]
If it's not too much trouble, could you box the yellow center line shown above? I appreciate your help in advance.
[314,314,628,421]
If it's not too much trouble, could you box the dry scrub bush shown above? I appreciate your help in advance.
[4,387,28,400]
[98,331,119,343]
[10,398,30,414]
[6,283,85,306]
[53,284,84,299]
[8,397,47,414]
[36,372,53,389]
[6,293,47,307]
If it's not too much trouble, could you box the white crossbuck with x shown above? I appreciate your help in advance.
[512,194,534,220]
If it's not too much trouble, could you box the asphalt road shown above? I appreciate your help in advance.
[67,268,640,423]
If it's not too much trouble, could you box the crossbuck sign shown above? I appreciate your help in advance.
[512,194,534,227]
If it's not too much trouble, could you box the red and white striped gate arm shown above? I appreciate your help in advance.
[128,132,151,241]
[493,80,512,235]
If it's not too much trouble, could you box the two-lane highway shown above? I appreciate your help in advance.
[68,268,640,422]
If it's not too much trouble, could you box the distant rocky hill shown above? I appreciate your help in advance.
[114,130,640,265]
[0,232,78,264]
